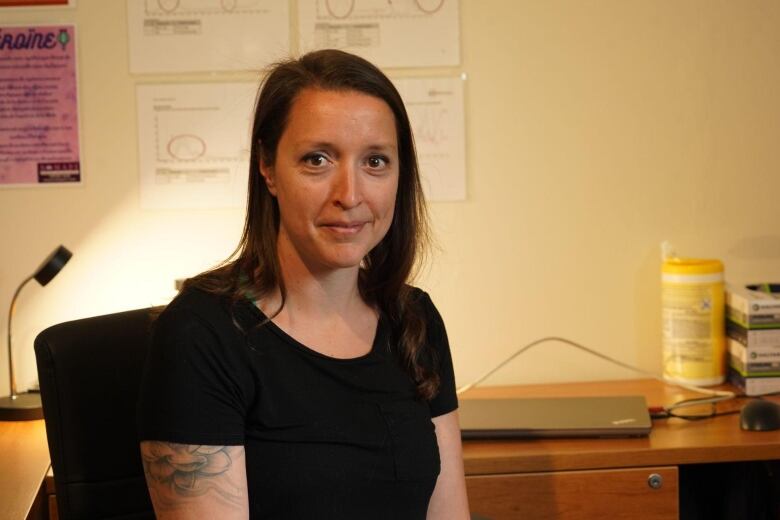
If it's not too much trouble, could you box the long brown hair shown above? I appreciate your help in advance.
[185,49,438,399]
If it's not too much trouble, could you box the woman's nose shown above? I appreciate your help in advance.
[332,162,362,209]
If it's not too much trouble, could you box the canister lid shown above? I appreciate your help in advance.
[662,258,723,275]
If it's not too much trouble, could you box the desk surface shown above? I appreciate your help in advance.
[460,378,780,476]
[0,420,49,520]
[2,381,778,517]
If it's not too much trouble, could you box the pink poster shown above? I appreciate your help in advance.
[0,25,80,186]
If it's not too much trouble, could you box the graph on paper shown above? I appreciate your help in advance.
[394,76,466,201]
[298,0,460,67]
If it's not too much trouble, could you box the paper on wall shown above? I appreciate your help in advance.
[394,75,466,201]
[298,0,460,68]
[136,82,257,209]
[127,0,289,73]
[0,0,74,7]
[0,24,81,186]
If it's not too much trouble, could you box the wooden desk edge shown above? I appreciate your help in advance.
[464,443,780,475]
[0,420,50,520]
[460,378,780,475]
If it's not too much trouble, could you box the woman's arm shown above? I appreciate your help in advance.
[140,441,249,519]
[427,410,470,519]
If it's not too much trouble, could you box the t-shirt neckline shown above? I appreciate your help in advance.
[242,297,385,363]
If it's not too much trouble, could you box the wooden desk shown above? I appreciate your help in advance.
[461,379,780,519]
[3,382,777,519]
[0,420,50,520]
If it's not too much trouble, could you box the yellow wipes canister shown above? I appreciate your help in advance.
[661,258,725,386]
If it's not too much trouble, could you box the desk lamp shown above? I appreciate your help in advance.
[0,245,72,421]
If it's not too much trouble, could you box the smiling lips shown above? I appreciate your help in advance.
[321,220,368,235]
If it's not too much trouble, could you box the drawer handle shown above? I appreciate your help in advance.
[647,473,663,489]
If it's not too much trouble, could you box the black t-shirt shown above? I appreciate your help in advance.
[137,286,458,519]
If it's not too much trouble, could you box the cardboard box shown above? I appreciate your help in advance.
[727,320,780,348]
[725,283,780,329]
[729,339,780,377]
[729,368,780,396]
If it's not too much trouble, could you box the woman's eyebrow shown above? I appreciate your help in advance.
[294,141,398,153]
[294,140,335,149]
[291,141,338,155]
[366,143,397,152]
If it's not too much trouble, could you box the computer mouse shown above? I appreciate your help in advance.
[740,399,780,431]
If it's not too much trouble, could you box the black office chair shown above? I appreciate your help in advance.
[35,308,157,520]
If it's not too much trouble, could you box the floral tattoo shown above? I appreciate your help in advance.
[141,442,244,510]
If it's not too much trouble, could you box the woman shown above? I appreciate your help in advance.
[137,49,469,519]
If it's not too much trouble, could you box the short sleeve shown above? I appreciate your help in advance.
[136,290,255,446]
[420,292,458,418]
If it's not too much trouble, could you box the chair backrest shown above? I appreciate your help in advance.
[35,308,157,520]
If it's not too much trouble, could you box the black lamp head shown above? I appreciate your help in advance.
[33,245,73,286]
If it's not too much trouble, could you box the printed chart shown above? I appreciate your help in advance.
[394,76,466,201]
[136,82,257,209]
[299,0,460,67]
[127,0,289,73]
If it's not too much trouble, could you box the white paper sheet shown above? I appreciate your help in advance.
[127,0,289,73]
[136,82,257,209]
[394,75,466,201]
[298,0,460,68]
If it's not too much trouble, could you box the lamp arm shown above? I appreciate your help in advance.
[7,275,34,399]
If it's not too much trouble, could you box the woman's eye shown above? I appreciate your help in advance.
[367,155,388,169]
[303,153,328,167]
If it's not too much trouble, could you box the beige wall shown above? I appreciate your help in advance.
[2,0,780,395]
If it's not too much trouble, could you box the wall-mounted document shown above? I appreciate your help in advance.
[0,25,81,187]
[0,0,74,6]
[394,76,466,201]
[298,0,460,68]
[136,82,257,209]
[127,0,289,73]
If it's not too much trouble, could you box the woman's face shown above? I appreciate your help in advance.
[261,88,399,275]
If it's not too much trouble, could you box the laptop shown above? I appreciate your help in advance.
[459,395,652,439]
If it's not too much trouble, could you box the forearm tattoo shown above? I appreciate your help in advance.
[141,442,245,511]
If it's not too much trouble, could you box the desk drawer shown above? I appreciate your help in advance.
[467,465,678,520]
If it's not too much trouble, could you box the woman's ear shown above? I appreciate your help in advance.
[259,159,277,196]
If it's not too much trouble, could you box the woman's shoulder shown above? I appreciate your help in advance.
[404,284,429,301]
[165,284,226,313]
[404,285,437,313]
[157,285,246,332]
[150,286,259,368]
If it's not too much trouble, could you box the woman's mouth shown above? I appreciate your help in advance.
[321,221,367,235]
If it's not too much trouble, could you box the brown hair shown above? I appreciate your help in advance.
[184,49,438,399]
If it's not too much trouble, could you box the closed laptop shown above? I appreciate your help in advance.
[459,395,652,439]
